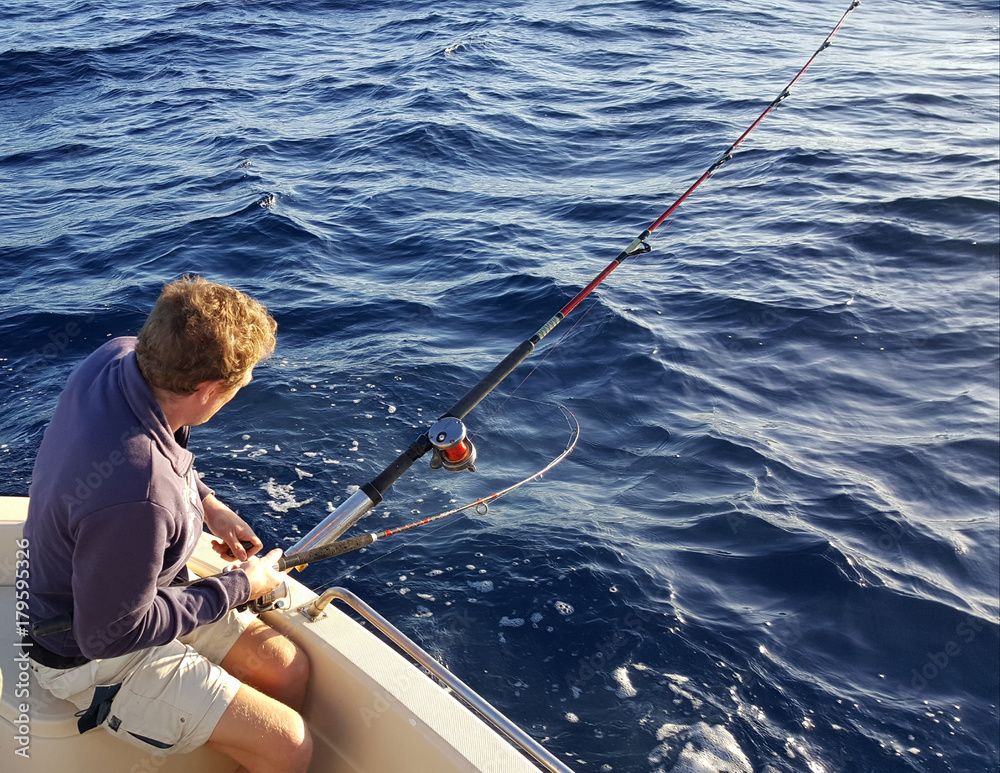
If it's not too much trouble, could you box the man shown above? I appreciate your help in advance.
[24,276,312,773]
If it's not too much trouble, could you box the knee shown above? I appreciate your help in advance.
[262,710,312,773]
[209,686,313,773]
[269,637,310,709]
[260,705,312,773]
[268,630,308,671]
[300,722,314,768]
[285,715,313,773]
[288,640,311,684]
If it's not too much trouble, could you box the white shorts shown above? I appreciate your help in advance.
[31,608,256,755]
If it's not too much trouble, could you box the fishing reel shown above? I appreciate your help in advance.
[243,581,291,615]
[427,417,477,473]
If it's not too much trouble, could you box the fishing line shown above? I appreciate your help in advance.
[280,404,580,566]
[487,244,657,422]
[283,0,863,558]
[478,0,862,417]
[167,402,580,598]
[33,6,863,638]
[329,361,570,447]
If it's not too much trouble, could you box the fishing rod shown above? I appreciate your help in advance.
[30,412,571,635]
[286,0,863,556]
[31,3,861,638]
[156,406,579,615]
[28,409,577,635]
[277,406,580,572]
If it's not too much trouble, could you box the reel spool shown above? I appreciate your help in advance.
[427,417,477,472]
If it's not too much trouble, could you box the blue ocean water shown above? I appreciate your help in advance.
[1,0,998,770]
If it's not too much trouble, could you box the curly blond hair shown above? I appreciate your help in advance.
[136,275,277,395]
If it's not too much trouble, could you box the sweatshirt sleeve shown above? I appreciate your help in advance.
[71,501,251,660]
[195,469,214,502]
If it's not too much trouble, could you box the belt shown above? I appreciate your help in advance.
[22,635,91,669]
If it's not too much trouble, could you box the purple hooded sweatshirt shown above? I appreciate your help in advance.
[25,337,251,660]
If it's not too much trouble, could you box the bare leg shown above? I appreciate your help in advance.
[207,683,312,773]
[221,617,310,710]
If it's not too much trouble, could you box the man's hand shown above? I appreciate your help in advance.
[240,548,286,600]
[203,493,263,562]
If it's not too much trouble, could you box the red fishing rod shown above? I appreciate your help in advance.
[287,0,863,556]
[277,406,580,572]
[151,405,579,616]
[31,2,863,639]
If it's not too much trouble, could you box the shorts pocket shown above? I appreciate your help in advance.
[102,678,192,753]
